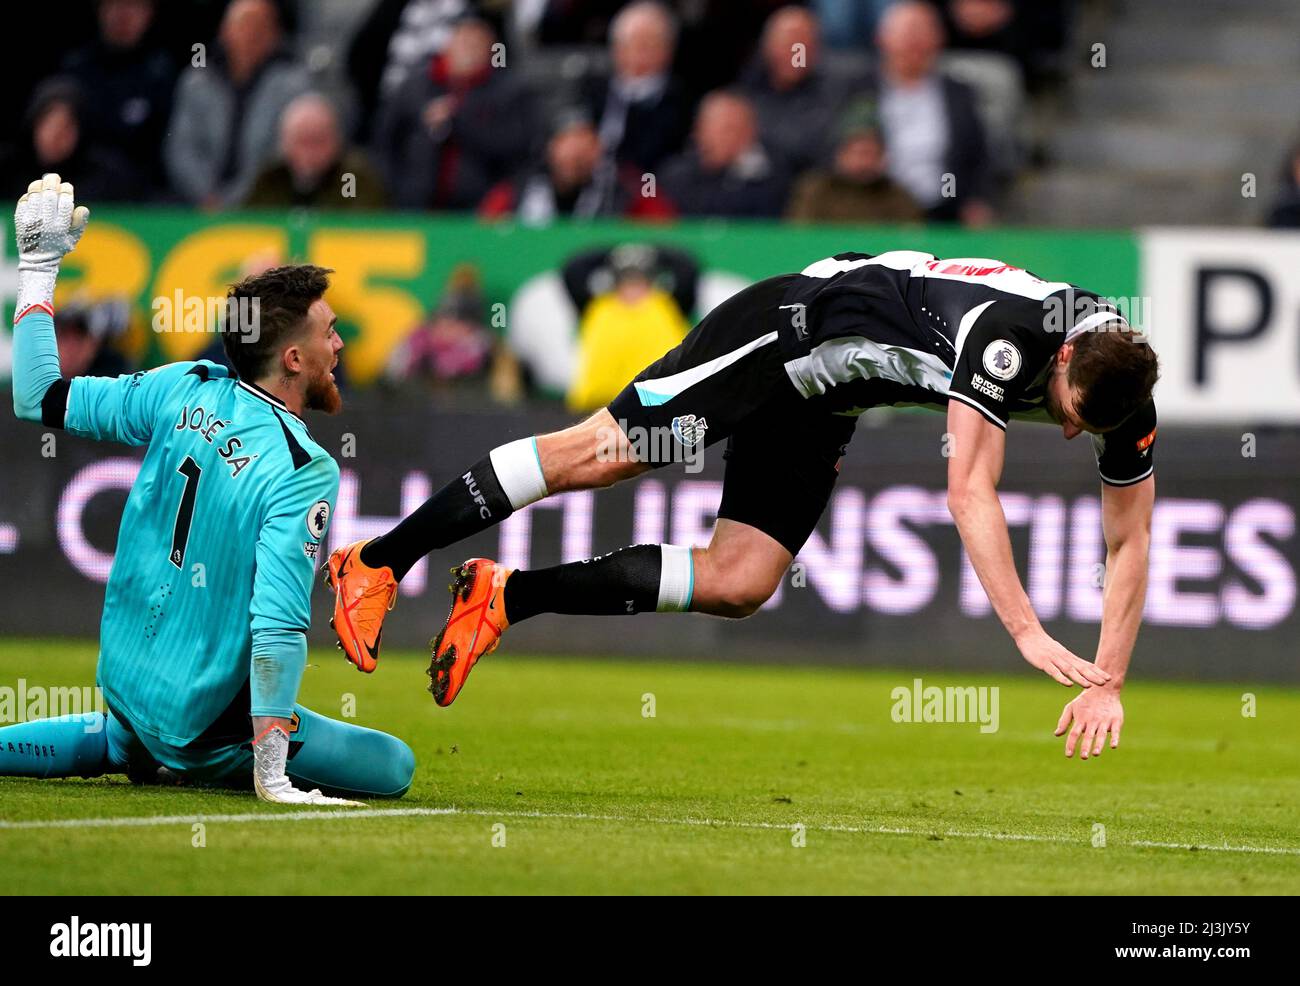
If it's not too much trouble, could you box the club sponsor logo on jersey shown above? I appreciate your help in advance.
[306,500,330,540]
[982,340,1022,380]
[670,414,709,448]
[924,260,1025,279]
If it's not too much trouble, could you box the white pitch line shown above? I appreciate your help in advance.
[0,807,459,829]
[1,806,1298,856]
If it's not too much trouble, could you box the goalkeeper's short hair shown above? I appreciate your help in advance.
[223,264,333,381]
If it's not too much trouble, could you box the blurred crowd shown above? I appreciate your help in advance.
[10,0,1300,401]
[3,0,1084,227]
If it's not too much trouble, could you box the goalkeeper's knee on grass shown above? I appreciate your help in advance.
[283,707,416,798]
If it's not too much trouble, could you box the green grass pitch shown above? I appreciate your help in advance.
[2,638,1297,894]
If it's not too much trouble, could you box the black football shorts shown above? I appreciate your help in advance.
[607,275,857,556]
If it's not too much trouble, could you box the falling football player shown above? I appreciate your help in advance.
[1,175,413,802]
[328,250,1158,761]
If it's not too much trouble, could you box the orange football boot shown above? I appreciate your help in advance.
[324,540,397,673]
[427,558,512,706]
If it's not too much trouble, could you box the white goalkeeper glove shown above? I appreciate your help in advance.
[13,172,90,319]
[252,723,366,807]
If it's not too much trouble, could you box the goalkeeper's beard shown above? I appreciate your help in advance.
[304,364,343,414]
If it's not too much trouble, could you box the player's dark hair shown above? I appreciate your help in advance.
[1068,326,1159,431]
[222,265,333,381]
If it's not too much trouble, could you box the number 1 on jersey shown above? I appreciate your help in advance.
[170,456,202,568]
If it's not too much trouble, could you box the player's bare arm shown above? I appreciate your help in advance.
[946,399,1111,689]
[1055,475,1153,759]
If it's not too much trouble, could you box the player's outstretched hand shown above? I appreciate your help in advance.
[14,173,89,272]
[1055,686,1123,759]
[1016,628,1111,688]
[252,721,366,808]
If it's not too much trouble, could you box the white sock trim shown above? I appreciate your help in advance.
[657,544,694,613]
[489,437,549,510]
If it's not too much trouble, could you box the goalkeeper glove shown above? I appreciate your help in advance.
[252,723,366,807]
[13,172,89,320]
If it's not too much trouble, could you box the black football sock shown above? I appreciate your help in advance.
[502,544,694,624]
[361,438,548,580]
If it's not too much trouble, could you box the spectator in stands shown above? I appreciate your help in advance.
[580,1,693,173]
[374,16,534,211]
[151,0,287,64]
[384,262,522,402]
[813,0,897,48]
[663,0,790,103]
[347,0,476,138]
[933,0,1021,60]
[786,102,925,224]
[245,94,388,209]
[658,90,791,218]
[932,0,1072,90]
[0,78,144,202]
[61,0,176,187]
[55,298,133,378]
[164,0,309,207]
[479,109,672,224]
[0,7,83,146]
[863,1,994,225]
[1266,141,1300,228]
[740,6,851,173]
[531,0,623,44]
[562,243,695,412]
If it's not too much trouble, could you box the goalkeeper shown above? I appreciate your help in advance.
[0,175,413,803]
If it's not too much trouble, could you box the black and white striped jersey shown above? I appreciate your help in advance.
[774,250,1157,487]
